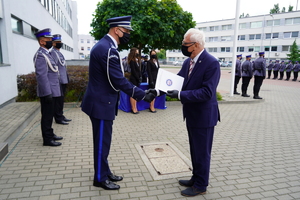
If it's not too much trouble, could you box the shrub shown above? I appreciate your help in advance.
[16,65,89,102]
[165,91,223,101]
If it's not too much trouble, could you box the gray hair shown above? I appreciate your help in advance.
[184,28,205,47]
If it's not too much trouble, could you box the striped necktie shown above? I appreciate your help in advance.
[188,60,195,77]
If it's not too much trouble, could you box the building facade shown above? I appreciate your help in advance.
[0,0,78,106]
[167,11,300,63]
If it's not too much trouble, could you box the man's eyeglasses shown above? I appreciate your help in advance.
[182,41,196,46]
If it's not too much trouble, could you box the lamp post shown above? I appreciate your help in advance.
[268,14,274,63]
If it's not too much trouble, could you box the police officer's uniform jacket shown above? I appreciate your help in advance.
[81,34,145,120]
[241,60,253,77]
[285,63,293,73]
[253,57,266,77]
[50,48,69,84]
[33,47,61,97]
[235,59,242,77]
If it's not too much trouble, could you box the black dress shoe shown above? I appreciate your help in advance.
[56,120,69,125]
[93,180,120,190]
[241,94,250,97]
[181,186,206,197]
[63,118,72,122]
[234,92,240,95]
[53,135,63,140]
[253,96,263,99]
[43,140,62,146]
[131,110,139,114]
[179,179,194,187]
[108,174,123,182]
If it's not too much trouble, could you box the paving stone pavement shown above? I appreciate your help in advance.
[0,69,300,200]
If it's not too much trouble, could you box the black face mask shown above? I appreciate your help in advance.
[136,53,139,57]
[55,42,63,49]
[181,43,195,57]
[118,29,130,44]
[151,55,157,59]
[44,41,53,49]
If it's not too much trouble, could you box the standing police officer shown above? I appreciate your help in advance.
[267,60,273,79]
[252,52,266,99]
[272,60,280,79]
[81,16,156,190]
[241,55,253,97]
[285,61,293,81]
[292,61,300,81]
[50,34,72,125]
[278,61,286,80]
[234,54,242,95]
[33,28,63,146]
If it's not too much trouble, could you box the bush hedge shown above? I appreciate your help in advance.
[16,65,223,102]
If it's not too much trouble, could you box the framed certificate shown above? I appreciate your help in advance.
[155,68,184,92]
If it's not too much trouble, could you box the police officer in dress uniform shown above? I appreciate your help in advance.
[252,52,266,99]
[285,61,293,81]
[33,28,63,146]
[50,34,72,125]
[292,61,300,81]
[241,55,253,97]
[267,60,273,79]
[234,54,242,94]
[278,60,286,80]
[81,16,156,190]
[272,60,280,79]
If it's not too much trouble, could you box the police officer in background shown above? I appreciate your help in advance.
[241,55,253,97]
[50,34,72,125]
[81,16,156,190]
[266,60,273,79]
[292,61,300,81]
[33,28,63,146]
[285,60,293,81]
[272,60,280,79]
[278,60,286,80]
[234,54,242,95]
[252,52,266,99]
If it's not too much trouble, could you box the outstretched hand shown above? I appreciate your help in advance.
[166,90,179,99]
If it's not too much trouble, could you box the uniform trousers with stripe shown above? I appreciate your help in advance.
[90,116,113,183]
[54,84,67,121]
[187,125,214,191]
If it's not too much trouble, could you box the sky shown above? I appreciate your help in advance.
[74,0,299,35]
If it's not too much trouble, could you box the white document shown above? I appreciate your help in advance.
[155,68,184,92]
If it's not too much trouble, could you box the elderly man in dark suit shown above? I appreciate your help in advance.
[33,28,63,147]
[166,28,221,197]
[81,16,156,190]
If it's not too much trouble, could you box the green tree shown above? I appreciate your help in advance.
[288,5,293,11]
[239,13,249,18]
[286,40,300,64]
[281,7,286,13]
[157,49,166,59]
[90,0,195,54]
[270,3,280,14]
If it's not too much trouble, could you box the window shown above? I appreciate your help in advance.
[239,23,246,29]
[11,16,23,34]
[265,33,271,39]
[221,47,230,52]
[209,26,218,31]
[208,37,218,42]
[81,39,84,43]
[198,27,207,32]
[266,33,279,39]
[87,39,90,43]
[282,46,290,51]
[208,48,217,52]
[237,47,244,52]
[264,46,277,51]
[222,24,232,30]
[249,34,261,40]
[81,47,84,50]
[221,36,231,41]
[272,33,279,39]
[285,17,300,25]
[284,32,299,38]
[238,35,245,40]
[248,46,260,52]
[266,19,280,26]
[87,47,91,51]
[250,21,262,28]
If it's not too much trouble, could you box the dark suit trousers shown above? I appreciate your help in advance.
[54,84,67,121]
[90,116,113,183]
[40,96,58,142]
[253,76,264,96]
[234,76,241,92]
[187,125,214,190]
[241,77,251,94]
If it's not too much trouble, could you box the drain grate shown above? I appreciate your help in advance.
[136,142,192,180]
